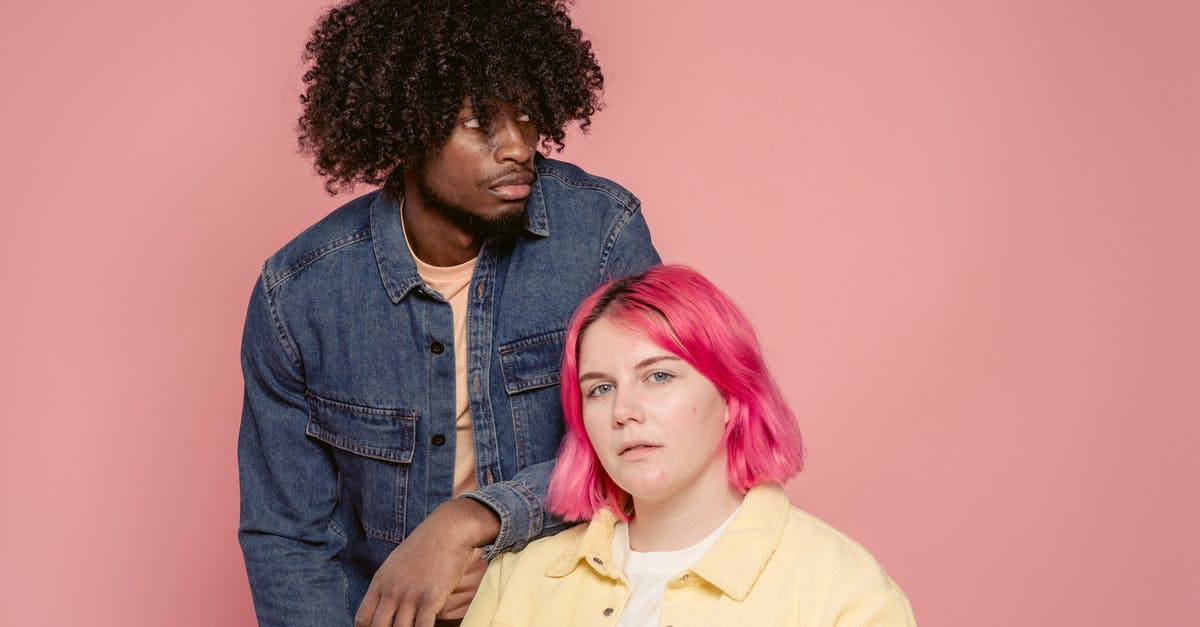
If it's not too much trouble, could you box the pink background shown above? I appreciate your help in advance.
[2,1,1197,624]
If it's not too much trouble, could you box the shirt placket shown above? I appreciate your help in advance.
[466,241,501,487]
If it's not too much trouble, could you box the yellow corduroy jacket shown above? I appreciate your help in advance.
[462,484,916,627]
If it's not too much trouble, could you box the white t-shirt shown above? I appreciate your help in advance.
[611,508,739,627]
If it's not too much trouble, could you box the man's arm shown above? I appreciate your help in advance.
[354,498,498,627]
[239,277,351,626]
[356,202,660,626]
[462,201,661,556]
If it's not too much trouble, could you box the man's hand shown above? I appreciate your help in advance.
[435,547,487,620]
[355,498,501,627]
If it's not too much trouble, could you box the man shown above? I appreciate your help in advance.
[237,1,659,625]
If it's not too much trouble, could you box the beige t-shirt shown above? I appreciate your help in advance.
[406,230,479,497]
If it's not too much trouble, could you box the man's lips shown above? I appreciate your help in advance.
[487,170,535,201]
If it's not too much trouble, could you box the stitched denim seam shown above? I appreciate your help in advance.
[306,392,420,417]
[260,272,302,369]
[497,329,567,353]
[498,330,566,393]
[263,228,372,292]
[359,464,408,544]
[464,491,511,558]
[514,480,542,538]
[326,519,352,612]
[598,198,640,276]
[305,393,418,462]
[539,168,634,206]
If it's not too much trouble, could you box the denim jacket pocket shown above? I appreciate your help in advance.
[498,329,566,469]
[305,392,416,543]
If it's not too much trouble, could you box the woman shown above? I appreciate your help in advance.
[463,265,916,626]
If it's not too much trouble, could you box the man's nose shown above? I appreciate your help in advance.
[491,116,534,164]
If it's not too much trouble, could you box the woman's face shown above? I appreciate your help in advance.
[577,316,730,508]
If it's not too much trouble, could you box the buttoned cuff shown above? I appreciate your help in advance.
[461,480,544,559]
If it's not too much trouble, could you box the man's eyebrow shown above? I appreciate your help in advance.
[577,355,681,383]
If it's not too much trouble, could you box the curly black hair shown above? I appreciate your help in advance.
[297,0,604,196]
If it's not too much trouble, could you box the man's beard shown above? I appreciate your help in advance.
[414,172,529,242]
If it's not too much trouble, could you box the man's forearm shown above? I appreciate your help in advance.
[442,497,502,548]
[462,458,572,557]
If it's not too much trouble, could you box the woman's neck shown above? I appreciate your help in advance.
[627,481,744,552]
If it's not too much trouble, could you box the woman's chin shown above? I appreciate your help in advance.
[618,476,675,505]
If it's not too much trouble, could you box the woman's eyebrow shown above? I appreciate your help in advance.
[577,355,681,383]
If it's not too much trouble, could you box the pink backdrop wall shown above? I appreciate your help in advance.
[2,1,1197,624]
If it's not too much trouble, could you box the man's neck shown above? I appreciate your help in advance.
[400,187,482,267]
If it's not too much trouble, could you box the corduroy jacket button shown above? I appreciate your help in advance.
[602,607,614,617]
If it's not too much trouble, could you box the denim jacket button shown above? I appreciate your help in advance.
[430,341,445,354]
[431,434,446,446]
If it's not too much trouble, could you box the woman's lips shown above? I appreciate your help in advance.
[619,443,661,460]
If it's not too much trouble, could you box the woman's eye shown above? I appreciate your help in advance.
[462,117,481,129]
[586,383,614,398]
[648,371,674,384]
[516,112,533,123]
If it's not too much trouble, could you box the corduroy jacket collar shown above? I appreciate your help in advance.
[545,484,792,601]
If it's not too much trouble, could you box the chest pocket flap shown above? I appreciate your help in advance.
[499,329,566,394]
[305,393,417,463]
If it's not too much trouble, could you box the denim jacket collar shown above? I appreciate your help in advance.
[370,164,551,304]
[370,193,424,304]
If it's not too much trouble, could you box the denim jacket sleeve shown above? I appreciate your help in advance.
[600,198,661,281]
[238,276,353,627]
[463,201,661,557]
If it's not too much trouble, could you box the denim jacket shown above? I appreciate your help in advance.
[238,158,660,626]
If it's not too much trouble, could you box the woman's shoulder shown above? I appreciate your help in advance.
[739,484,888,571]
[777,505,913,612]
[782,506,916,623]
[782,506,889,568]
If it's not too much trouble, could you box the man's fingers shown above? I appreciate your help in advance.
[375,596,407,627]
[355,590,380,627]
[436,553,487,619]
[412,601,439,627]
[460,551,487,584]
[436,588,474,620]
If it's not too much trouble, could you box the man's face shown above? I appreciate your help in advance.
[411,98,539,240]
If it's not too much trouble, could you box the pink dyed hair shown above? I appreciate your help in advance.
[546,265,805,521]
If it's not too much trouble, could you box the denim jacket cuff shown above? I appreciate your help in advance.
[461,481,542,559]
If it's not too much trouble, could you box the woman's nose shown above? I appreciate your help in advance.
[612,389,644,426]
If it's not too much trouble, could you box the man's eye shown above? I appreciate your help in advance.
[586,383,614,398]
[462,117,481,129]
